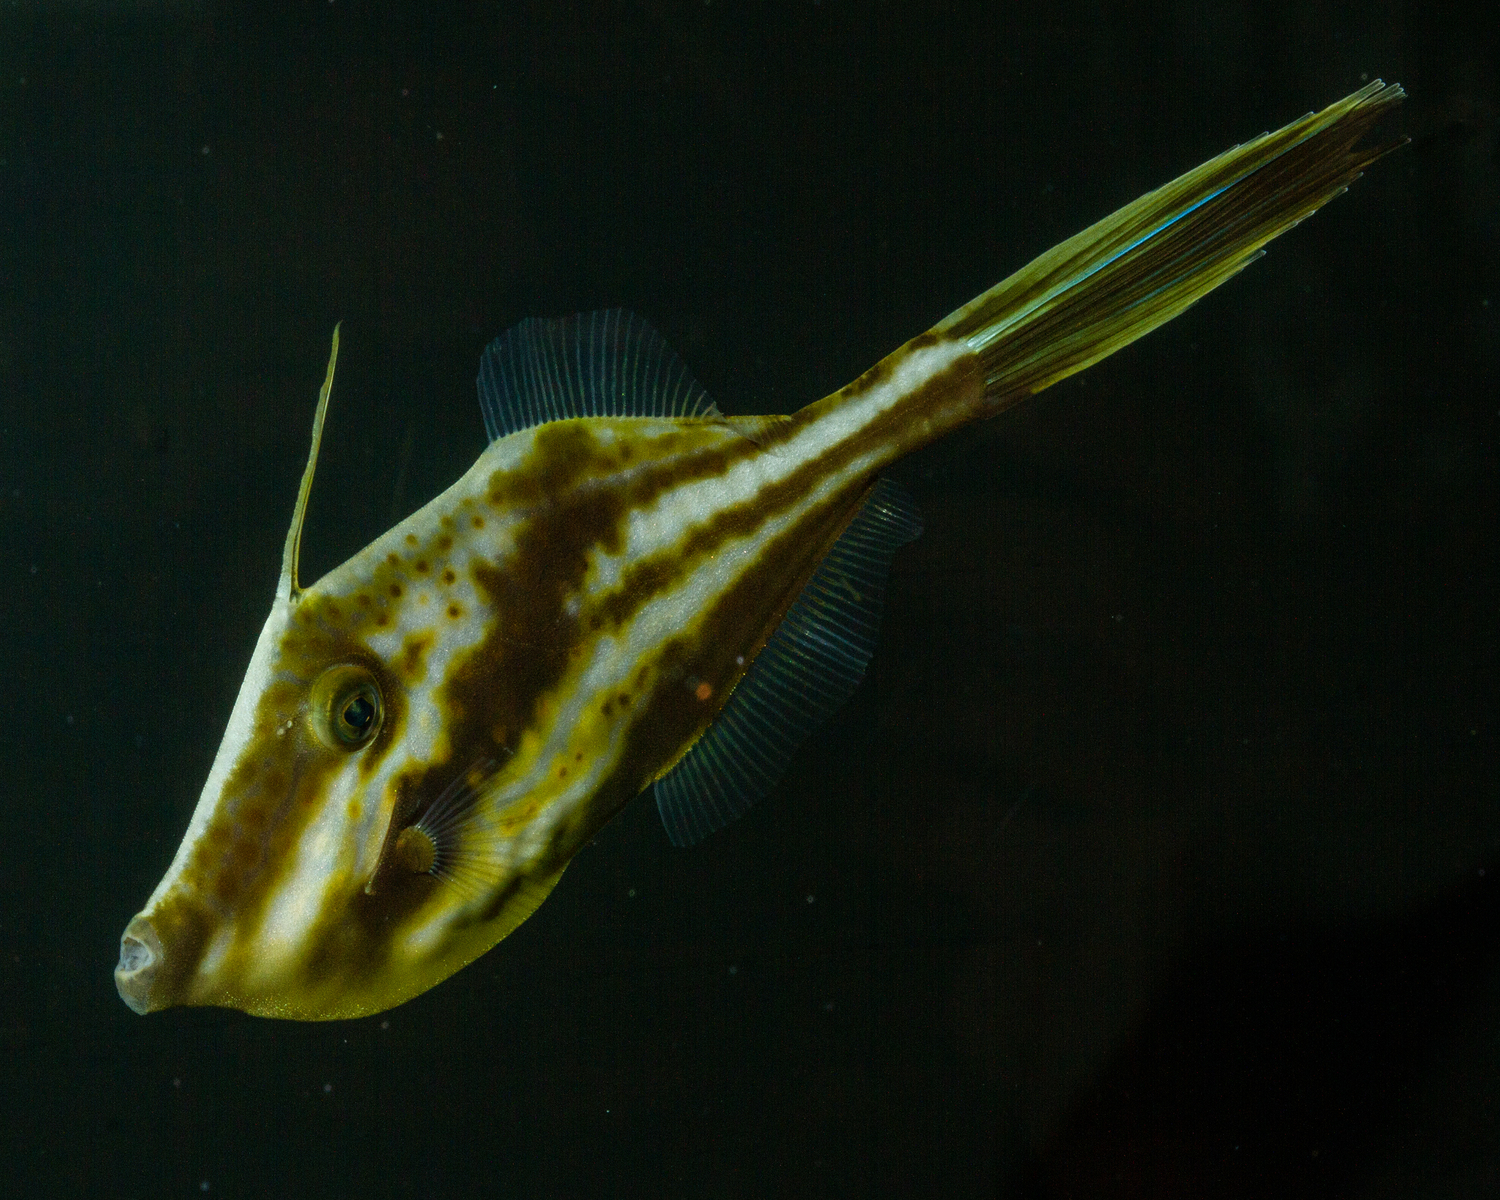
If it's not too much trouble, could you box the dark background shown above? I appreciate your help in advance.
[3,2,1497,1197]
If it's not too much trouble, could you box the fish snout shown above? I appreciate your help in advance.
[115,915,164,1015]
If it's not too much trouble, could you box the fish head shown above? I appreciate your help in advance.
[114,591,427,1018]
[114,329,559,1019]
[113,571,554,1018]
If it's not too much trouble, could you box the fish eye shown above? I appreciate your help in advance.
[309,664,384,750]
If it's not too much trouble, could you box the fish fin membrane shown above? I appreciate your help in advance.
[654,478,922,847]
[937,80,1406,409]
[724,413,796,449]
[485,862,568,944]
[477,308,720,441]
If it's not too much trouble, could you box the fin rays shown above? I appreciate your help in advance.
[654,479,923,847]
[938,80,1405,408]
[478,308,720,441]
[406,758,509,897]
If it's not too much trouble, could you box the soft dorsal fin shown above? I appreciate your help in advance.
[653,478,923,847]
[476,308,720,441]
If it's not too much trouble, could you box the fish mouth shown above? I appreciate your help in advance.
[115,916,164,1015]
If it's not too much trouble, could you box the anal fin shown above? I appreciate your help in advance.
[654,478,922,847]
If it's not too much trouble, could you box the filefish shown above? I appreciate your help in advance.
[116,82,1404,1019]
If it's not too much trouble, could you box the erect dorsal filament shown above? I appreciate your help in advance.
[280,322,341,603]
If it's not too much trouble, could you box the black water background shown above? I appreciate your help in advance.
[2,3,1497,1197]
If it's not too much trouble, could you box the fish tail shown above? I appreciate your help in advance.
[935,80,1406,414]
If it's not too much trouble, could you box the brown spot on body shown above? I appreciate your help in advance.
[400,632,435,683]
[441,569,456,585]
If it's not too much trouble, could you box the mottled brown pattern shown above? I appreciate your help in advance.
[147,600,413,1006]
[137,335,983,1009]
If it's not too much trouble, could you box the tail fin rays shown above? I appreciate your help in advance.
[937,80,1406,409]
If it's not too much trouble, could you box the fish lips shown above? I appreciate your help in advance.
[114,915,165,1015]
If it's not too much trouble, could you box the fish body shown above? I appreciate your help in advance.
[117,83,1404,1019]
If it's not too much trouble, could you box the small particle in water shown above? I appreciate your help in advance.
[806,893,815,904]
[627,887,636,898]
[380,1020,389,1030]
[823,1001,835,1012]
[172,1077,181,1088]
[735,655,744,666]
[728,964,737,975]
[200,1183,210,1194]
[65,715,73,725]
[323,1083,333,1094]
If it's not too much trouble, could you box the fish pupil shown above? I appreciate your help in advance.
[342,695,375,734]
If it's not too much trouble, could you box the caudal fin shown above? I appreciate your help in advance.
[936,80,1405,410]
